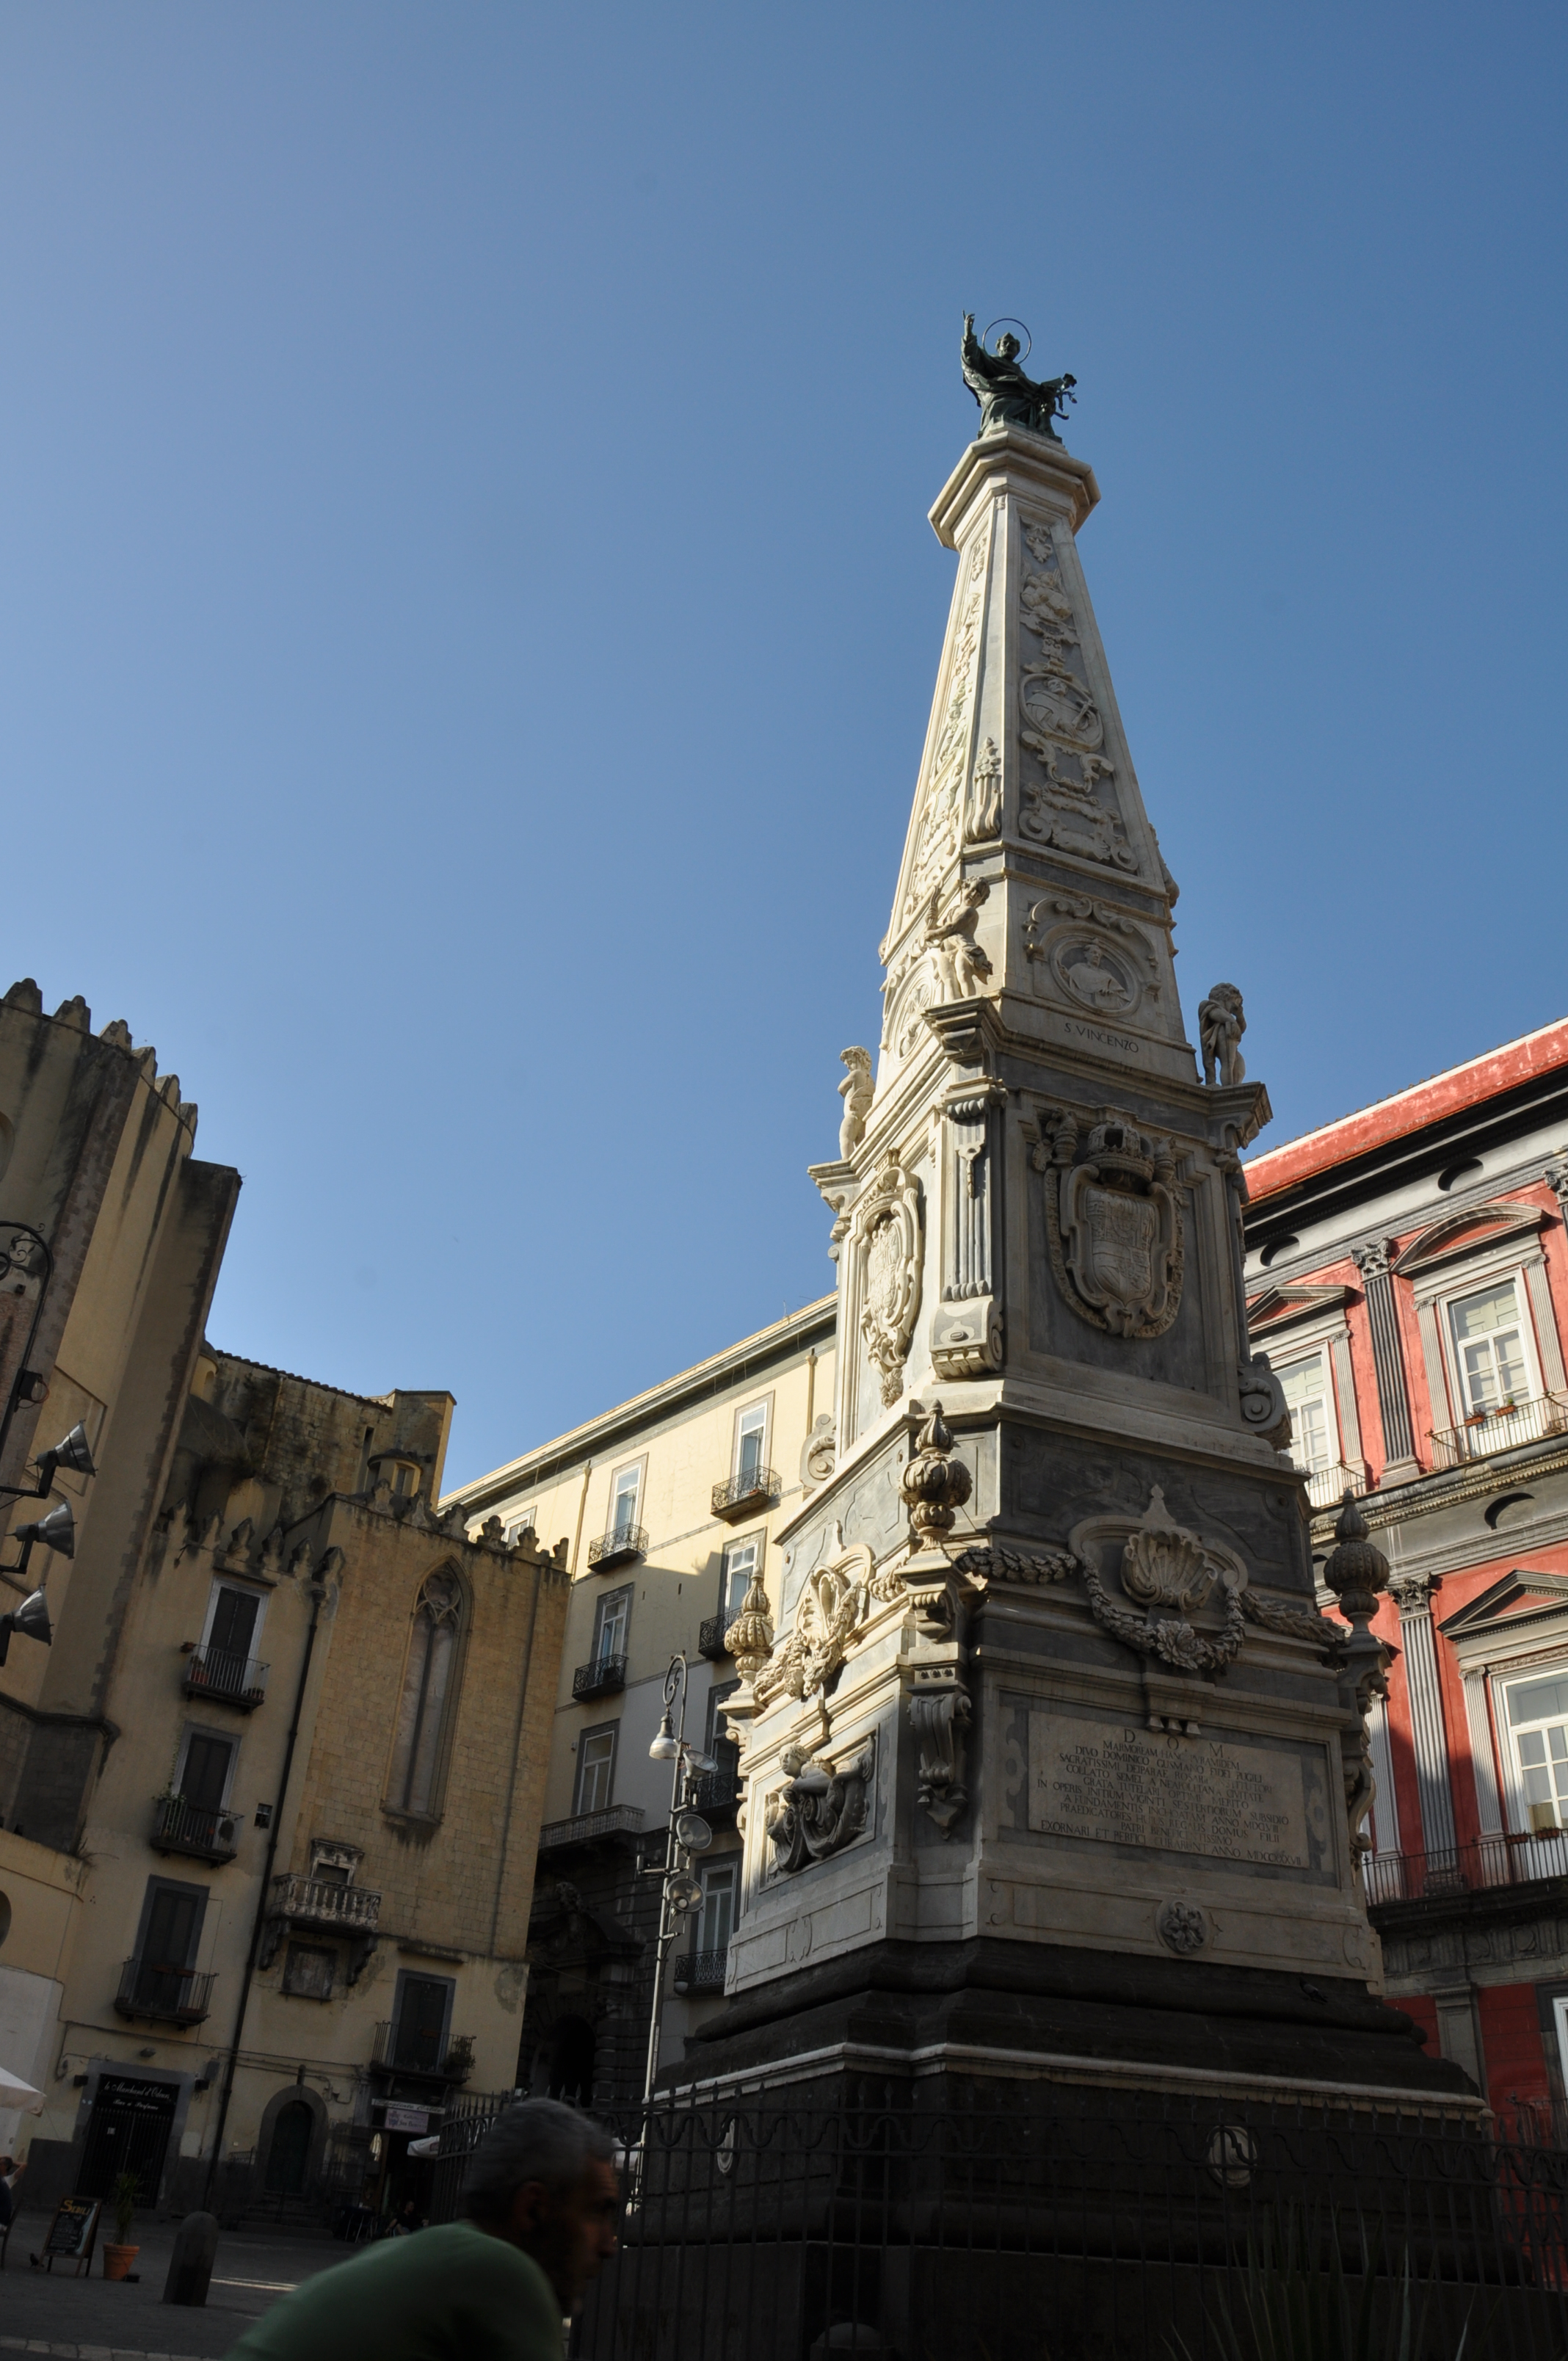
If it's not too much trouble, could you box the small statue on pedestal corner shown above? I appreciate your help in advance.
[961,314,1076,442]
[1199,982,1247,1088]
[838,1046,874,1159]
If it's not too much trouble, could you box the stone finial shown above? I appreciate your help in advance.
[53,995,91,1031]
[901,1401,973,1546]
[1322,1493,1387,1625]
[3,979,43,1014]
[725,1566,774,1683]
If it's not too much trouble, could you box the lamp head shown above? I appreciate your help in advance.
[38,1423,95,1483]
[12,1586,51,1645]
[15,1500,75,1560]
[648,1711,678,1763]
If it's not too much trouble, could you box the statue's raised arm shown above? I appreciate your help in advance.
[959,312,1076,444]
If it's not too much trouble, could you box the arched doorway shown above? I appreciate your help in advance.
[548,2016,595,2105]
[264,2098,314,2196]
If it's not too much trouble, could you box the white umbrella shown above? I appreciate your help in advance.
[0,2064,46,2114]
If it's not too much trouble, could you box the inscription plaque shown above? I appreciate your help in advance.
[1029,1715,1313,1868]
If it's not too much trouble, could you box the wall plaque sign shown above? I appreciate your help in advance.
[1028,1715,1315,1870]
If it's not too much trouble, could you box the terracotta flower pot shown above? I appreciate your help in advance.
[103,2241,139,2280]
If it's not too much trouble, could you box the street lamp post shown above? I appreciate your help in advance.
[641,1652,718,2108]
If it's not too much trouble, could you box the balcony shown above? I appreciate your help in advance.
[573,1653,628,1702]
[698,1614,731,1661]
[1427,1391,1568,1472]
[691,1768,738,1821]
[538,1803,645,1853]
[712,1467,777,1523]
[672,1947,729,1996]
[587,1523,647,1572]
[152,1796,239,1863]
[115,1957,216,2025]
[1365,1830,1568,1910]
[372,2023,475,2081]
[182,1645,268,1710]
[1301,1461,1369,1512]
[270,1874,382,1936]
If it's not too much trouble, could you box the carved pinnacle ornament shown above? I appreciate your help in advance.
[901,1400,972,1546]
[724,1567,774,1683]
[1321,1494,1389,1625]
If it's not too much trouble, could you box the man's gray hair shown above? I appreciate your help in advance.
[460,2098,617,2224]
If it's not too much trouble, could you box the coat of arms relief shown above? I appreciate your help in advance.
[1032,1106,1184,1339]
[851,1152,924,1406]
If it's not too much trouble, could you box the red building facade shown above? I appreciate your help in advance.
[1244,1018,1568,2134]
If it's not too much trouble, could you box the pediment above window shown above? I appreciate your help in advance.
[1246,1280,1351,1335]
[1393,1200,1547,1280]
[1440,1567,1568,1650]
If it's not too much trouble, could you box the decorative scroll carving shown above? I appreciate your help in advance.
[799,1412,837,1489]
[952,1543,1078,1587]
[766,1740,875,1874]
[1199,983,1246,1087]
[852,1154,923,1407]
[1020,750,1135,871]
[752,1544,869,1713]
[965,736,1003,844]
[1237,1354,1292,1449]
[1034,1108,1184,1339]
[1072,1489,1249,1679]
[907,1666,970,1837]
[838,1047,874,1159]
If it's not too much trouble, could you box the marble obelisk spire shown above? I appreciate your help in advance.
[693,338,1463,2117]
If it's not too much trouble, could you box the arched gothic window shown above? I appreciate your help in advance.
[386,1570,465,1818]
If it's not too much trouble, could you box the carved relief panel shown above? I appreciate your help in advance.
[846,1152,924,1419]
[931,1089,1004,1381]
[1014,515,1138,877]
[1032,1106,1185,1339]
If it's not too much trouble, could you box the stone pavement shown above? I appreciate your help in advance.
[0,2212,344,2358]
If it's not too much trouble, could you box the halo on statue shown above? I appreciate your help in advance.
[982,317,1032,361]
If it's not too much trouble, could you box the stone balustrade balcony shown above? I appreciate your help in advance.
[270,1873,382,1936]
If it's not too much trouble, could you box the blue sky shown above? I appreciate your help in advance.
[2,4,1564,1487]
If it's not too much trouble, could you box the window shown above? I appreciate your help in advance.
[705,1680,740,1777]
[283,1943,336,2000]
[1448,1278,1536,1417]
[722,1537,762,1621]
[177,1729,235,1813]
[1277,1352,1336,1474]
[609,1465,642,1542]
[574,1722,617,1816]
[203,1583,262,1667]
[391,1971,453,2072]
[699,1861,736,1956]
[1506,1669,1568,1834]
[128,1876,206,2014]
[735,1403,769,1482]
[592,1586,631,1664]
[386,1570,465,1820]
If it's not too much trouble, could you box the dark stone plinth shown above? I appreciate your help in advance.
[675,1935,1470,2106]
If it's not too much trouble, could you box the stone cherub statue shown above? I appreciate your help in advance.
[1199,982,1247,1087]
[961,314,1076,442]
[838,1046,874,1159]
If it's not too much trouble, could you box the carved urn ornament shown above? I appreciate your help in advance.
[723,1567,774,1684]
[900,1400,972,1545]
[1037,1108,1183,1339]
[1322,1494,1389,1627]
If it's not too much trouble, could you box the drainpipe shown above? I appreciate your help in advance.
[202,1563,328,2205]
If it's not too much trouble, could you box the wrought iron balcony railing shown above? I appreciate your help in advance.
[698,1614,731,1661]
[152,1796,240,1862]
[1427,1391,1568,1471]
[183,1645,269,1709]
[712,1467,777,1523]
[371,2022,475,2080]
[270,1873,382,1934]
[672,1947,729,1995]
[691,1767,739,1818]
[1364,1829,1568,1909]
[573,1653,628,1702]
[587,1523,647,1570]
[538,1803,645,1851]
[1300,1461,1369,1512]
[115,1957,217,2024]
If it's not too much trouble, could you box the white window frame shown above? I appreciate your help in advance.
[1244,1302,1365,1489]
[199,1578,268,1658]
[698,1858,737,1956]
[574,1721,618,1816]
[1496,1660,1568,1843]
[592,1585,631,1664]
[1440,1269,1543,1424]
[608,1462,643,1542]
[733,1399,771,1481]
[1271,1346,1340,1476]
[721,1534,763,1621]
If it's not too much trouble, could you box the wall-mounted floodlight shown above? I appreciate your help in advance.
[0,1581,52,1664]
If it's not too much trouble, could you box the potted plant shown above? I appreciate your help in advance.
[102,2169,139,2279]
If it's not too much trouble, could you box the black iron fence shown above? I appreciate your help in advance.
[432,2092,1568,2359]
[1365,1829,1568,1904]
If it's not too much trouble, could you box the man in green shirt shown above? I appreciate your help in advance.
[225,2099,620,2361]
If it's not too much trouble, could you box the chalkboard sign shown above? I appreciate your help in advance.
[35,2194,99,2274]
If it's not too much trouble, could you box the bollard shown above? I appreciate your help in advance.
[161,2209,219,2306]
